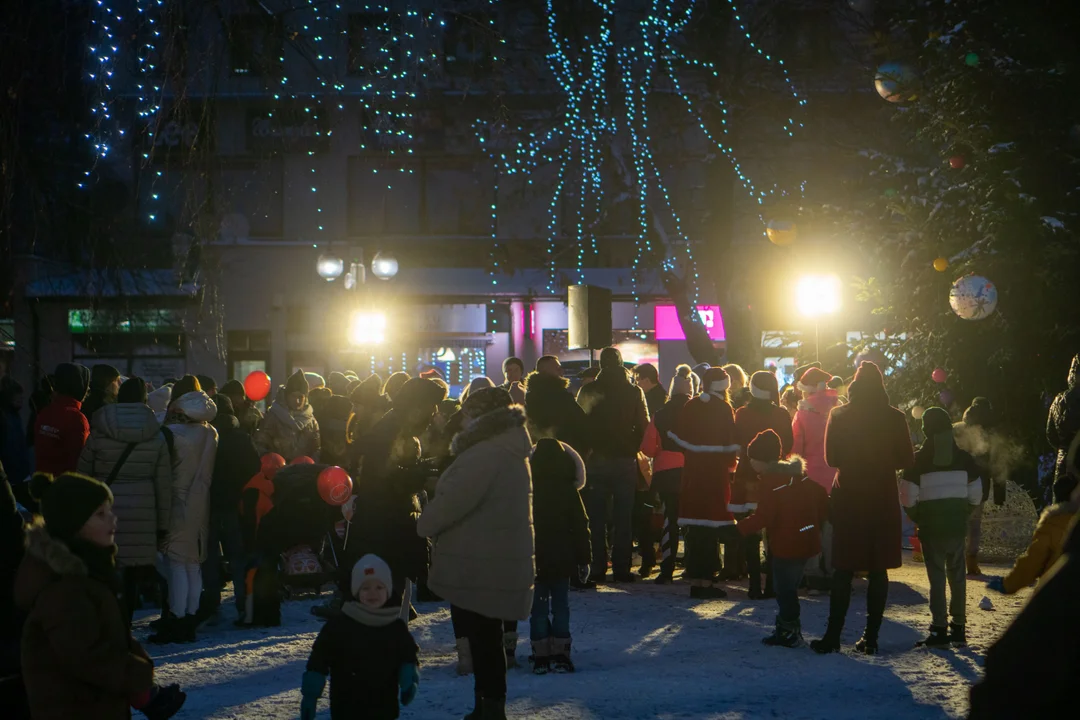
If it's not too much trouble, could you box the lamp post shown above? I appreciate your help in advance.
[315,247,399,349]
[795,275,841,362]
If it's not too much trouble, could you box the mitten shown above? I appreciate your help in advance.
[578,564,591,584]
[985,576,1006,593]
[141,683,187,720]
[301,670,326,720]
[398,663,420,706]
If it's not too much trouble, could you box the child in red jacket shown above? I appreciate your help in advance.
[737,430,828,648]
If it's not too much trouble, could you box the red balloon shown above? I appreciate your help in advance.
[290,455,315,465]
[260,453,286,480]
[932,367,948,383]
[317,466,353,506]
[244,370,272,402]
[948,155,965,169]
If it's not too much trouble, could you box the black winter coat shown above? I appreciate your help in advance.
[524,372,589,454]
[531,439,591,583]
[1,471,27,698]
[643,384,668,419]
[255,463,341,553]
[575,368,649,459]
[211,415,261,517]
[1047,354,1080,501]
[306,609,419,720]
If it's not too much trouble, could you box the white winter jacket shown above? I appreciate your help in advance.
[164,391,219,563]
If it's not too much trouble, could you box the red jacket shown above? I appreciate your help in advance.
[668,392,738,527]
[731,400,795,513]
[640,420,684,473]
[738,457,828,560]
[33,397,90,476]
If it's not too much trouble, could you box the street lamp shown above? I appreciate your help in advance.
[371,251,399,280]
[795,274,841,361]
[316,253,344,281]
[347,310,387,346]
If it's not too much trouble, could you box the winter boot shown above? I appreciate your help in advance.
[503,630,519,669]
[653,571,674,585]
[966,553,982,576]
[854,629,880,655]
[638,563,656,579]
[763,617,804,648]
[551,637,576,673]
[147,613,191,645]
[810,620,843,654]
[911,535,924,563]
[141,682,187,720]
[530,638,551,675]
[455,637,473,676]
[948,622,967,646]
[462,692,482,720]
[747,573,763,599]
[916,625,951,648]
[478,697,508,720]
[178,614,198,643]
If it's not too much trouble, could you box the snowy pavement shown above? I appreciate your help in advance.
[141,553,1028,719]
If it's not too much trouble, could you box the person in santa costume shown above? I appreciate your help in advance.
[792,365,841,591]
[732,371,795,599]
[667,366,740,599]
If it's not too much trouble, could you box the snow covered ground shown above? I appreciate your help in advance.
[141,553,1028,720]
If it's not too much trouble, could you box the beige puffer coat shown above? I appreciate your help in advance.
[164,391,218,563]
[77,403,172,566]
[417,405,535,622]
[253,401,320,461]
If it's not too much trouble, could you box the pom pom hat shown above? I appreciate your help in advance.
[351,554,393,598]
[29,472,113,544]
[669,364,694,396]
[748,429,783,464]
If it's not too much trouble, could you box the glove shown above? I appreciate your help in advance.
[140,684,187,720]
[301,671,326,720]
[398,663,420,706]
[985,576,1006,593]
[578,564,591,584]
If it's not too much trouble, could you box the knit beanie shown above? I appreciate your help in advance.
[396,377,449,412]
[701,366,731,397]
[749,371,780,404]
[463,386,513,419]
[921,407,954,466]
[351,554,393,598]
[117,376,148,404]
[748,429,783,464]
[669,364,694,396]
[170,375,202,404]
[29,472,113,544]
[90,364,121,388]
[327,371,350,397]
[286,369,311,396]
[691,363,711,379]
[220,378,246,399]
[196,374,218,394]
[304,372,325,390]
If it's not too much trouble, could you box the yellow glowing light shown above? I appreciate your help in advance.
[348,311,387,346]
[795,275,842,318]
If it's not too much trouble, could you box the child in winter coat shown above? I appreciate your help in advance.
[737,430,828,648]
[985,493,1080,594]
[899,407,983,647]
[15,472,186,720]
[254,370,321,462]
[302,555,419,720]
[529,438,591,674]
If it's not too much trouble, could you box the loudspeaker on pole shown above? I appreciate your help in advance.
[567,285,612,350]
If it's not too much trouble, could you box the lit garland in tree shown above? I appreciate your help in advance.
[479,0,806,330]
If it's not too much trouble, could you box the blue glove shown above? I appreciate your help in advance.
[578,564,591,584]
[398,664,420,706]
[985,576,1006,593]
[300,671,326,720]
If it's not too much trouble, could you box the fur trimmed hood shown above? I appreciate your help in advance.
[1040,498,1080,525]
[754,455,807,477]
[451,405,528,457]
[525,371,570,394]
[14,523,88,611]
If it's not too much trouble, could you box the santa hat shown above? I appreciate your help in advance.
[748,429,783,464]
[749,371,779,404]
[419,368,444,381]
[351,554,393,598]
[797,366,831,394]
[700,366,731,400]
[669,364,694,397]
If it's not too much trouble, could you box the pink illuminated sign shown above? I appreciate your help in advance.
[654,305,725,341]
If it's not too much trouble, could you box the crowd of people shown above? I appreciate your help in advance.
[0,349,1078,719]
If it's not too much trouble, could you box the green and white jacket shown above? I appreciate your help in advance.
[900,441,983,541]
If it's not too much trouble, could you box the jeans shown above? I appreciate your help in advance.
[530,578,571,641]
[202,511,248,612]
[451,605,507,699]
[922,535,967,627]
[582,457,637,577]
[772,557,806,622]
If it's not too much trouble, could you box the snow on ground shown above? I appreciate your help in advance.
[141,553,1028,720]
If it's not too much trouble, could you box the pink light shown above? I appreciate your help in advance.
[530,306,536,338]
[654,305,725,341]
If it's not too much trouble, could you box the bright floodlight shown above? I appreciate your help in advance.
[316,253,344,281]
[371,251,399,280]
[348,311,387,346]
[795,275,842,318]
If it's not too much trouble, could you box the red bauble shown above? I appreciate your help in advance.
[260,453,286,480]
[949,155,965,169]
[244,370,272,402]
[317,466,353,506]
[290,456,315,465]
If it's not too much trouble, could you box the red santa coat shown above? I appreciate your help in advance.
[731,400,795,512]
[667,393,738,527]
